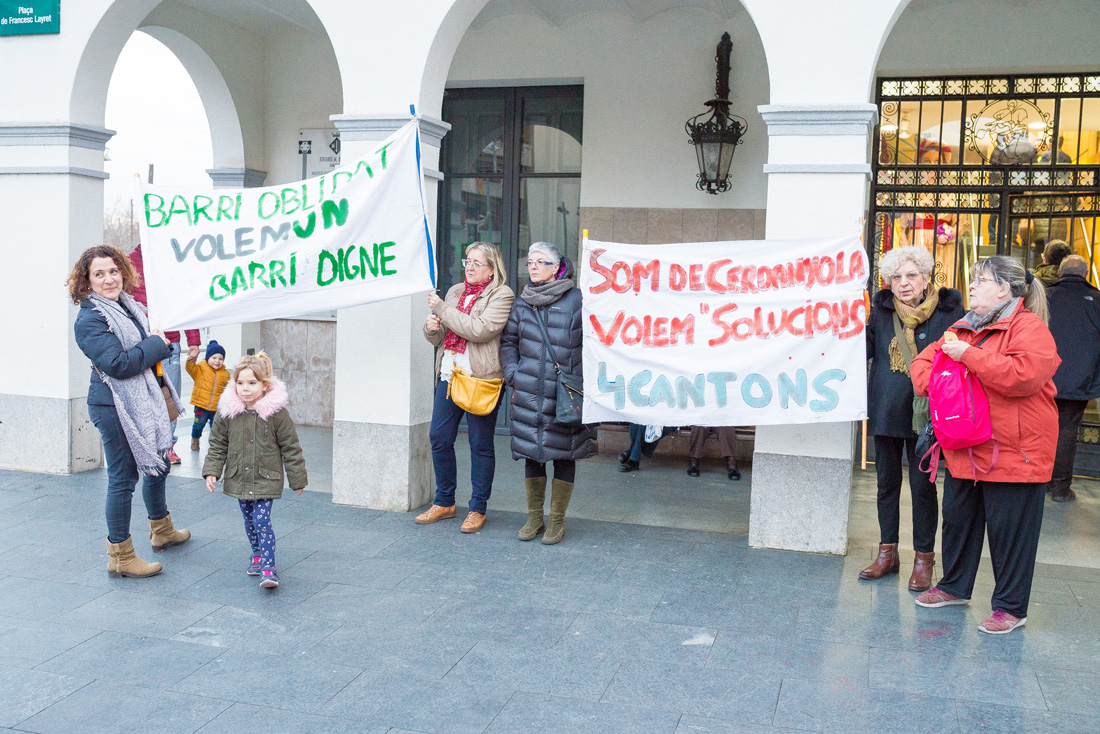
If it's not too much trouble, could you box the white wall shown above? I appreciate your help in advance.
[447,8,769,210]
[263,24,343,187]
[878,0,1100,74]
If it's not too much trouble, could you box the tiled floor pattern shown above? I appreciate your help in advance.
[1,441,1099,732]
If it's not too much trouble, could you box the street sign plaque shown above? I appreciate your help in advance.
[0,1,60,36]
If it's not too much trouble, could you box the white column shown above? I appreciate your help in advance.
[328,113,450,511]
[0,123,115,472]
[749,105,878,554]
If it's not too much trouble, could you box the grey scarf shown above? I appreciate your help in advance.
[88,292,183,476]
[966,297,1019,332]
[521,277,575,307]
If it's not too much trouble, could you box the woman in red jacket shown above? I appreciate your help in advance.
[910,255,1059,635]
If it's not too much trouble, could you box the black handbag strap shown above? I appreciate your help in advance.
[532,307,565,376]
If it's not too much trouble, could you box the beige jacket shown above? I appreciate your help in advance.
[424,281,515,380]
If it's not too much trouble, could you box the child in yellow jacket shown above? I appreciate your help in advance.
[186,340,231,451]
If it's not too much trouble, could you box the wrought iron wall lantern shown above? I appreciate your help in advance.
[686,32,747,194]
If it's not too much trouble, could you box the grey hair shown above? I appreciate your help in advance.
[1059,254,1089,278]
[528,241,561,265]
[878,245,935,280]
[973,255,1049,324]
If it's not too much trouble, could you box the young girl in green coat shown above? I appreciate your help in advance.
[203,353,307,588]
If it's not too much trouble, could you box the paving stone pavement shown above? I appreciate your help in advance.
[1,464,1100,733]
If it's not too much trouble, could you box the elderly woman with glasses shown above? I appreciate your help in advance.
[861,245,965,591]
[501,242,596,545]
[416,242,514,533]
[911,255,1059,635]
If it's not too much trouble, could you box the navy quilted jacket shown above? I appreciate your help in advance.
[500,259,596,463]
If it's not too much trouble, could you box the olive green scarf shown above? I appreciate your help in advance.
[889,288,939,376]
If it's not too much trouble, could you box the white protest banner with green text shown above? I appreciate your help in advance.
[581,235,869,426]
[139,120,434,331]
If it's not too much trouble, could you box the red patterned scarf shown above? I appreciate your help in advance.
[442,279,491,354]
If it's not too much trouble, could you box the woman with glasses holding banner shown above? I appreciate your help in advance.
[911,255,1058,635]
[417,243,514,534]
[501,242,596,545]
[861,245,964,592]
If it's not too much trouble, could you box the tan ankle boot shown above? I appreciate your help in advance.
[149,513,191,552]
[107,537,162,578]
[541,479,574,545]
[908,551,935,591]
[858,543,900,580]
[518,477,546,541]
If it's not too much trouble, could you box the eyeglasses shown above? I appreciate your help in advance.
[969,276,996,288]
[461,259,489,270]
[526,259,558,268]
[890,272,924,282]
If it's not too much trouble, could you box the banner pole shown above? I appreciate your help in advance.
[861,288,870,470]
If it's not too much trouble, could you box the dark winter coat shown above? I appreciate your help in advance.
[866,287,965,437]
[74,298,171,407]
[202,378,307,500]
[500,262,596,463]
[1047,274,1100,401]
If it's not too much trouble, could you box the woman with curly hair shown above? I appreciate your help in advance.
[69,245,191,578]
[861,245,964,591]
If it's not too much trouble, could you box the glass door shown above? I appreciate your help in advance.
[438,86,584,431]
[439,86,583,295]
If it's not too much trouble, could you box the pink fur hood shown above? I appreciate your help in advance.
[217,377,289,421]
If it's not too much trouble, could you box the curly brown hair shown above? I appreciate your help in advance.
[66,245,141,304]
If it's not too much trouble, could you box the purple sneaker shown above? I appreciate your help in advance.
[247,556,261,576]
[259,569,279,588]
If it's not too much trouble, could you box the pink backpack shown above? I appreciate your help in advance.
[918,332,998,480]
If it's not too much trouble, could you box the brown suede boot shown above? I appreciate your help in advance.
[191,438,200,451]
[107,537,162,578]
[858,543,900,580]
[541,479,574,545]
[149,513,191,552]
[518,476,546,541]
[908,551,935,592]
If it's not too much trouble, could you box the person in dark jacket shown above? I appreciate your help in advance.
[861,245,965,591]
[1046,255,1100,501]
[1030,239,1072,288]
[501,242,596,545]
[69,245,191,579]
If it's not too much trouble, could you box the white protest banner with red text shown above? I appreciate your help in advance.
[581,235,869,426]
[139,120,434,331]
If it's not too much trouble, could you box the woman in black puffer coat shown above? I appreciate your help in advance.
[861,244,965,592]
[501,242,596,545]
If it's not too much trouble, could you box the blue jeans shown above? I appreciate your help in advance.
[89,404,169,544]
[192,407,216,439]
[627,423,664,462]
[165,342,182,445]
[429,379,501,514]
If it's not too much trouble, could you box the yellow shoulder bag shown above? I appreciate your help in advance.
[447,367,503,416]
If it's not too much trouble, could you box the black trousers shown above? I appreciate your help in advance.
[938,470,1045,618]
[1052,398,1087,493]
[873,435,939,552]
